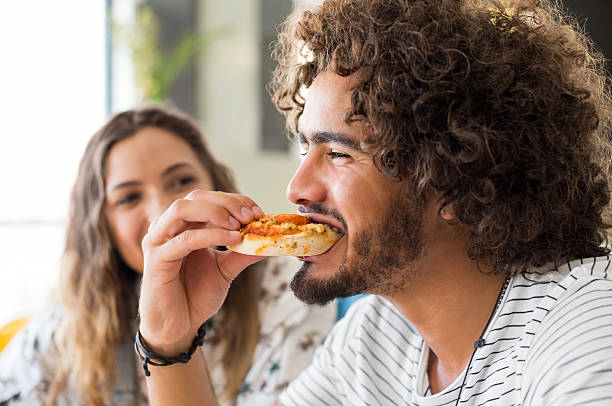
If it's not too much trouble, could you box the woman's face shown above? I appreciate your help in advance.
[104,126,214,272]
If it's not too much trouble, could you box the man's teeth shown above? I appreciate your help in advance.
[327,225,345,235]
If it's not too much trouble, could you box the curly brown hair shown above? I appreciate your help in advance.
[271,0,612,274]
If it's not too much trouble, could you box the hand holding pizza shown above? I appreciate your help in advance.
[138,190,265,356]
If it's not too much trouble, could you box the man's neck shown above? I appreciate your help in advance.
[385,250,508,393]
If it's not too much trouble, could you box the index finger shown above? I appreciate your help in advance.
[184,190,264,225]
[146,198,242,246]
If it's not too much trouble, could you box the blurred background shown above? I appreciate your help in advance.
[0,0,609,326]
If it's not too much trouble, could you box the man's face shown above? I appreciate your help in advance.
[286,71,427,304]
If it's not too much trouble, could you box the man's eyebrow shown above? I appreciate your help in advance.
[298,131,363,151]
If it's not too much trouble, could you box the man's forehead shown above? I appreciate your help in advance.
[298,71,368,147]
[305,71,358,107]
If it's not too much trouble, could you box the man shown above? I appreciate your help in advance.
[137,0,612,404]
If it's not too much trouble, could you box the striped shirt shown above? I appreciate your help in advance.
[279,256,612,405]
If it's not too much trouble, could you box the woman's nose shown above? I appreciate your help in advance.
[145,192,173,224]
[286,155,326,206]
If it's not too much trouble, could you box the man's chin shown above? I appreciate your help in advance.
[290,260,366,305]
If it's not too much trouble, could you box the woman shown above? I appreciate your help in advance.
[0,106,336,406]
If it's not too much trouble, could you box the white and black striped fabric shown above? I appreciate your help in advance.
[279,256,612,405]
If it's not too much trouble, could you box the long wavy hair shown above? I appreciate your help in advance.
[271,0,612,273]
[49,106,260,405]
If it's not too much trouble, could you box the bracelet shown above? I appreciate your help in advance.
[134,322,208,377]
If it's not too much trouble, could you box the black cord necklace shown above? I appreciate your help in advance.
[453,274,511,406]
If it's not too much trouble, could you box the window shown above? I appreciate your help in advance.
[0,1,107,325]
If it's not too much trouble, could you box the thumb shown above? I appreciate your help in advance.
[216,250,265,282]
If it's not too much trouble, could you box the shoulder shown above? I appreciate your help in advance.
[1,309,61,365]
[554,256,612,310]
[534,256,612,343]
[518,256,612,351]
[510,256,612,316]
[0,309,62,404]
[520,256,612,405]
[523,256,612,322]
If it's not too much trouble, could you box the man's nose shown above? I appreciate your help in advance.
[286,156,326,206]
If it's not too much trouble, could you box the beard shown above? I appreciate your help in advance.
[290,194,426,305]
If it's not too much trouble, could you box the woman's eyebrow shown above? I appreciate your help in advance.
[161,162,192,177]
[108,180,141,193]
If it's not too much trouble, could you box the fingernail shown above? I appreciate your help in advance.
[252,206,264,216]
[229,231,241,237]
[241,206,252,218]
[229,216,240,228]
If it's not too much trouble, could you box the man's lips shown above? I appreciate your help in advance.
[295,211,346,260]
[299,212,345,234]
[298,234,346,261]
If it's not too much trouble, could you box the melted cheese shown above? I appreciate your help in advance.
[243,213,321,237]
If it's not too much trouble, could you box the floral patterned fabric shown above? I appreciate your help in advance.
[0,256,336,405]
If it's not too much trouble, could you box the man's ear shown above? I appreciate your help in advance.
[438,201,455,222]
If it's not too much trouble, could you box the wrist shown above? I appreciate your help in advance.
[139,328,196,358]
[135,322,208,377]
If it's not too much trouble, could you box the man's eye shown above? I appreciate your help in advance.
[327,151,351,159]
[298,143,309,157]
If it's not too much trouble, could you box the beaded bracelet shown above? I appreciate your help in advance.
[134,322,208,377]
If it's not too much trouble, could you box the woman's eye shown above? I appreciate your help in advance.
[173,176,196,188]
[117,193,139,206]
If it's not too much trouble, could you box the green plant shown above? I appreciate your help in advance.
[112,4,232,102]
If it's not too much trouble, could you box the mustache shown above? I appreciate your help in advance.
[298,203,347,230]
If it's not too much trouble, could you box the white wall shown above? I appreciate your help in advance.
[0,1,106,325]
[197,0,300,214]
